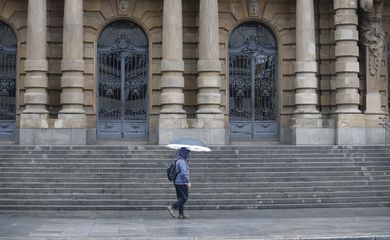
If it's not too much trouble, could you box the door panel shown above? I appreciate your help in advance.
[229,22,278,140]
[97,21,148,139]
[0,22,16,139]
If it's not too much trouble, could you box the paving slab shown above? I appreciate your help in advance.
[0,208,389,240]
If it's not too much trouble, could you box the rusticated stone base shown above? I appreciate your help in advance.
[18,128,86,145]
[291,127,335,145]
[20,113,49,128]
[158,128,225,145]
[54,114,87,128]
[158,114,226,145]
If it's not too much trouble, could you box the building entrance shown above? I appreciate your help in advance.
[228,22,278,140]
[97,21,148,139]
[0,22,16,139]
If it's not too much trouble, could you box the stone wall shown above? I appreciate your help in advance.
[0,0,389,144]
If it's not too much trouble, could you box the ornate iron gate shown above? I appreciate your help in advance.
[229,22,278,139]
[97,21,148,139]
[0,22,16,138]
[388,40,390,111]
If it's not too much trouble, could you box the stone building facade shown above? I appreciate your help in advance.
[0,0,389,145]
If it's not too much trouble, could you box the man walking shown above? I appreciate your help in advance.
[167,147,191,219]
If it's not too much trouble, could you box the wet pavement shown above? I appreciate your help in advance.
[0,208,389,240]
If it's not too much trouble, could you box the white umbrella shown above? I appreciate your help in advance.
[166,138,211,152]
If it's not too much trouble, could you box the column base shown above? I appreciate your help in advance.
[158,127,226,145]
[365,114,386,145]
[158,113,225,145]
[18,128,87,145]
[365,92,383,114]
[54,114,87,128]
[290,114,335,145]
[20,113,49,128]
[336,114,366,145]
[194,113,224,128]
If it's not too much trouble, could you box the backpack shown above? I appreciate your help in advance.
[167,159,179,181]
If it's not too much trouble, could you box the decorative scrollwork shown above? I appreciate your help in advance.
[0,76,15,96]
[101,75,120,97]
[0,103,15,120]
[229,22,277,135]
[97,21,148,137]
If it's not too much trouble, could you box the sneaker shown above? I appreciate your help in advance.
[167,205,176,218]
[178,214,189,219]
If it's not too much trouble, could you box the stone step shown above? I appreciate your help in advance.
[1,180,389,188]
[1,156,389,163]
[1,190,390,199]
[1,163,389,169]
[1,175,388,183]
[1,185,389,194]
[0,201,388,210]
[1,166,388,173]
[3,152,390,158]
[0,144,388,209]
[0,171,387,178]
[0,196,388,205]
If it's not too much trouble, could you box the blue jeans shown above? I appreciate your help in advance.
[173,184,188,215]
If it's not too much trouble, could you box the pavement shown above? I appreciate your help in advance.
[0,208,389,240]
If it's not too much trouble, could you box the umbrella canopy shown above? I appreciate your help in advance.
[166,138,211,152]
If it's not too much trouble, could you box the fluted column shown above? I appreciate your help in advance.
[196,0,222,116]
[55,0,86,128]
[294,0,319,114]
[20,0,49,128]
[334,0,360,114]
[160,0,185,115]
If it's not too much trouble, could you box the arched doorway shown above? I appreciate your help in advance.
[388,39,390,111]
[228,22,278,140]
[97,20,148,139]
[0,21,16,139]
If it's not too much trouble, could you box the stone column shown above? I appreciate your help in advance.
[333,0,365,145]
[294,0,319,115]
[334,0,360,114]
[291,0,322,144]
[158,0,186,144]
[197,0,221,115]
[20,0,49,128]
[54,0,86,128]
[160,0,185,114]
[195,0,224,143]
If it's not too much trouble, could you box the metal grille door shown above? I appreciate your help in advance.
[229,22,278,139]
[97,21,148,139]
[0,22,16,139]
[388,40,390,111]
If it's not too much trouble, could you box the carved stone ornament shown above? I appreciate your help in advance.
[117,0,129,14]
[359,0,385,76]
[248,0,259,17]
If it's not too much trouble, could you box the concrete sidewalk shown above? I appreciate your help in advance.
[0,208,389,240]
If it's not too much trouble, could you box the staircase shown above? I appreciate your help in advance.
[0,145,389,210]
